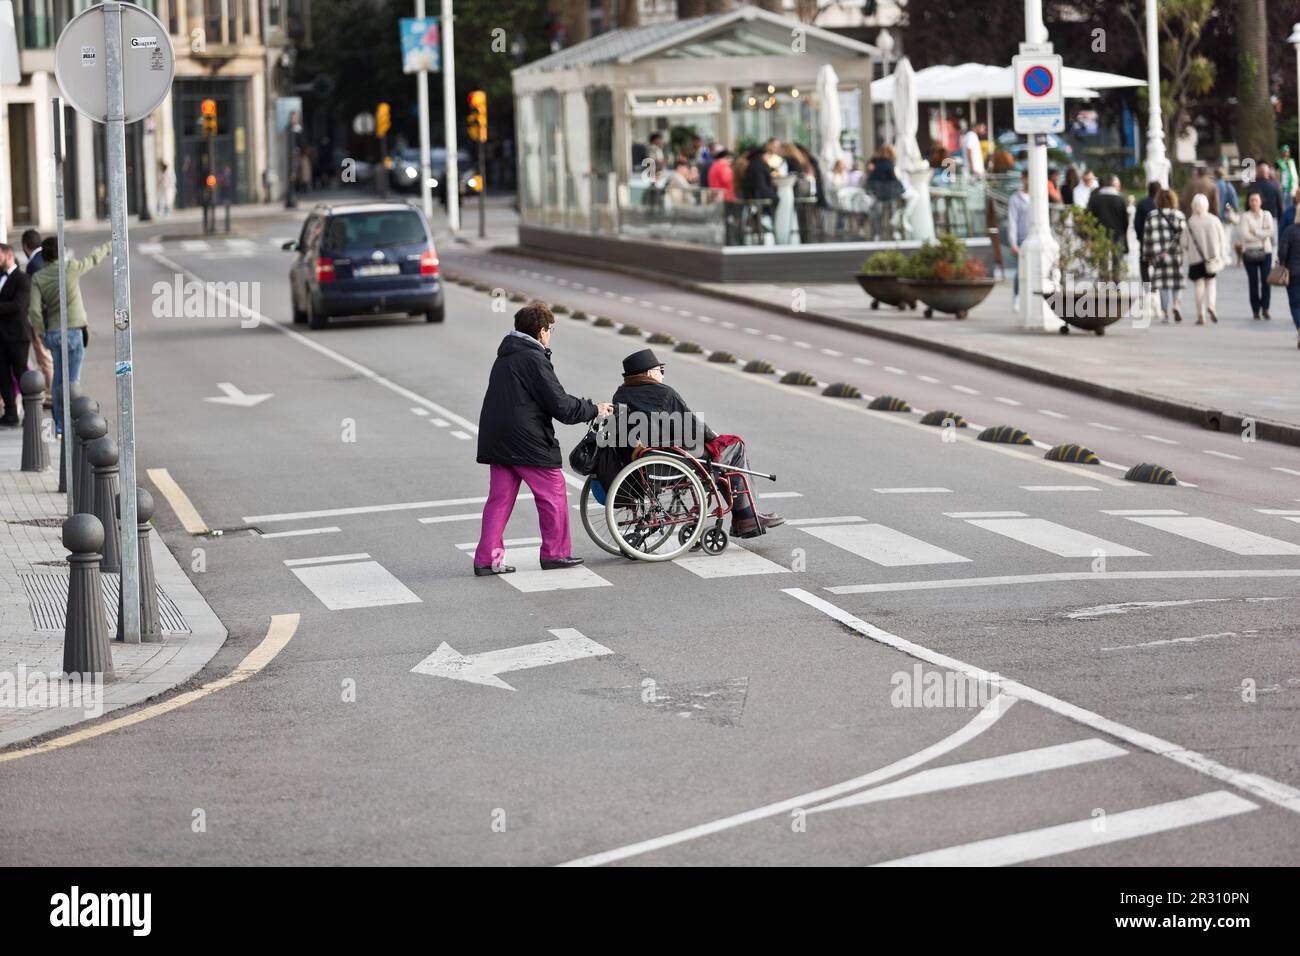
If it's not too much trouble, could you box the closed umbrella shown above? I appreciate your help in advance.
[892,57,935,241]
[816,64,845,173]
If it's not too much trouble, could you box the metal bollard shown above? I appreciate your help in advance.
[86,436,121,573]
[75,412,106,517]
[19,370,48,473]
[61,513,114,680]
[59,384,85,493]
[66,393,97,498]
[116,488,160,643]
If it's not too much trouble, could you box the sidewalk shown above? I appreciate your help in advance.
[0,429,227,750]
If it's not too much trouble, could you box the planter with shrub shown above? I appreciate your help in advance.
[1045,208,1131,335]
[855,249,917,311]
[896,232,996,319]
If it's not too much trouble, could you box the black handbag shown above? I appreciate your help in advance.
[568,418,603,475]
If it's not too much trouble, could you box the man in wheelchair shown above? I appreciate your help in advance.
[610,349,784,538]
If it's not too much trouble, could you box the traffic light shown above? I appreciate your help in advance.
[376,102,391,139]
[199,98,217,136]
[467,90,487,143]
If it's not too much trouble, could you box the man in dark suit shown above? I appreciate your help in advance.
[19,229,52,409]
[1086,175,1129,275]
[21,229,43,275]
[0,243,34,426]
[1246,162,1284,220]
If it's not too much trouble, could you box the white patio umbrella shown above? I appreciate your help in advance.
[563,90,591,219]
[892,56,935,241]
[517,94,541,211]
[816,64,846,173]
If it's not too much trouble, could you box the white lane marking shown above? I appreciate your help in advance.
[943,511,1028,518]
[874,792,1257,867]
[951,385,980,395]
[658,304,675,313]
[284,553,372,567]
[585,286,601,294]
[677,310,694,317]
[430,419,450,427]
[673,541,791,578]
[556,278,570,286]
[449,430,472,440]
[828,569,1300,595]
[961,517,1148,558]
[720,320,737,329]
[137,242,163,254]
[411,628,613,691]
[758,491,803,499]
[883,365,907,375]
[873,487,953,494]
[785,589,1300,816]
[638,299,655,308]
[179,240,211,252]
[821,348,843,357]
[698,315,715,323]
[559,693,1014,866]
[603,291,617,299]
[794,340,813,349]
[1102,632,1240,652]
[852,357,874,366]
[410,407,430,417]
[1038,409,1068,419]
[1255,509,1300,515]
[1066,598,1233,619]
[744,327,762,335]
[1143,434,1179,445]
[1021,485,1100,492]
[1272,467,1300,476]
[1088,421,1121,431]
[146,467,209,534]
[417,513,483,524]
[916,375,940,383]
[994,396,1022,406]
[259,526,341,539]
[456,542,611,592]
[457,537,540,548]
[245,495,495,524]
[1119,515,1300,555]
[288,557,422,610]
[225,238,256,249]
[620,295,635,303]
[766,333,785,341]
[800,523,970,566]
[811,739,1127,814]
[1102,509,1186,516]
[785,515,867,526]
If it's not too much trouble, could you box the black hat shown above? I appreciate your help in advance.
[622,349,662,376]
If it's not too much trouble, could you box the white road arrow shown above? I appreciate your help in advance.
[411,628,613,691]
[204,382,274,407]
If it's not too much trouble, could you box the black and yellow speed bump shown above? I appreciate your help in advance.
[868,395,912,412]
[1044,443,1100,464]
[570,310,589,320]
[743,359,775,373]
[780,370,819,386]
[823,382,863,398]
[708,350,738,363]
[920,409,967,427]
[618,324,643,335]
[508,291,528,302]
[592,316,615,327]
[674,341,704,353]
[647,331,676,345]
[978,425,1033,445]
[1124,462,1178,485]
[551,303,570,314]
[472,283,490,292]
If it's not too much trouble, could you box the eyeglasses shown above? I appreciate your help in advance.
[654,364,666,374]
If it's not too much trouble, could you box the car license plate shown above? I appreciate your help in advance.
[355,264,399,277]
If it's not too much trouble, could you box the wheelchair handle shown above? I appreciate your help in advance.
[710,461,776,482]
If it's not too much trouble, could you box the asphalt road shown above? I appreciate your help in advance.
[1,212,1298,866]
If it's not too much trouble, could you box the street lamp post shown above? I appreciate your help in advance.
[1143,0,1170,187]
[1019,0,1059,331]
[877,29,895,146]
[1289,24,1300,155]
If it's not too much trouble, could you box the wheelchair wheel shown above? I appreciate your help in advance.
[605,455,707,561]
[700,526,728,555]
[579,475,623,556]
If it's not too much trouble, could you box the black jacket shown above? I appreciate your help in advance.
[611,380,717,457]
[0,267,32,343]
[477,333,597,468]
[1246,179,1283,221]
[1086,190,1129,250]
[741,149,778,202]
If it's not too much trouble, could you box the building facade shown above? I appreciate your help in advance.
[2,0,309,231]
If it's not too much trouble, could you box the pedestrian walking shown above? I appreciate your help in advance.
[18,229,52,408]
[1006,170,1030,309]
[473,302,613,576]
[1134,181,1159,286]
[1184,192,1224,325]
[1046,168,1064,204]
[1072,169,1097,208]
[157,161,176,218]
[1246,163,1283,220]
[1278,145,1298,206]
[1142,189,1185,324]
[27,237,110,435]
[1215,166,1240,223]
[1275,218,1300,348]
[706,149,735,200]
[1238,190,1275,320]
[1086,174,1128,273]
[0,244,32,426]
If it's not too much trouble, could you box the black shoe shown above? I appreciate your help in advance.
[0,416,19,427]
[539,556,584,570]
[473,564,516,577]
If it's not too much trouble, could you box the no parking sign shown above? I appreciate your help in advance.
[1013,53,1064,134]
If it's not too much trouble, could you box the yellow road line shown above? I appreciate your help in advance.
[0,613,299,764]
[147,467,210,534]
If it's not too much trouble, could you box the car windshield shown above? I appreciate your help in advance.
[322,211,426,251]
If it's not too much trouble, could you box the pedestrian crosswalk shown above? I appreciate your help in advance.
[277,504,1300,605]
[138,237,294,258]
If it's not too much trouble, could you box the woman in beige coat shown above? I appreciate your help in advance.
[1183,192,1225,324]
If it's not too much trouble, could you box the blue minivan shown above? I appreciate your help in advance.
[285,201,444,328]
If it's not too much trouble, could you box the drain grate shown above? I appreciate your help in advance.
[19,572,189,633]
[8,517,66,528]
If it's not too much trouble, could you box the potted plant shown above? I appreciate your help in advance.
[896,232,997,319]
[1046,207,1132,335]
[855,249,917,310]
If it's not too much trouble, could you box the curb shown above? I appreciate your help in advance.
[491,243,1300,449]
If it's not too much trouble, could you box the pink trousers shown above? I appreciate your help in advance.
[474,464,572,567]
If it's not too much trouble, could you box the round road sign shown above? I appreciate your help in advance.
[352,111,376,136]
[55,2,175,125]
[1022,65,1054,98]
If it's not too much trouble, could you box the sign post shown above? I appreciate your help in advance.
[56,1,174,644]
[401,7,439,221]
[441,0,459,232]
[53,97,74,515]
[1012,40,1063,332]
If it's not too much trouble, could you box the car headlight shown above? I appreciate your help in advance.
[427,177,439,188]
[404,166,418,179]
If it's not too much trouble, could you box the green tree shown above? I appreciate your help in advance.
[1234,0,1276,161]
[1119,0,1216,150]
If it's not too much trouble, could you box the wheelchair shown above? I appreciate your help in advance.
[579,444,776,562]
